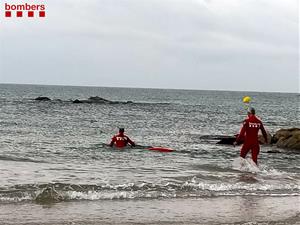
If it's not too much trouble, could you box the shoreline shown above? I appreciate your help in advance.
[0,196,299,225]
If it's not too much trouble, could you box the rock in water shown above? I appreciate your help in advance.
[216,136,237,145]
[258,131,272,144]
[87,96,109,103]
[35,96,51,101]
[71,96,133,104]
[215,132,271,145]
[272,128,300,150]
[73,99,83,104]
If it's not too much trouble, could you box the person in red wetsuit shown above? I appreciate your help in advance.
[234,107,268,165]
[109,128,135,148]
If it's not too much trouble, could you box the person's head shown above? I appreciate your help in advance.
[119,128,125,134]
[247,107,255,115]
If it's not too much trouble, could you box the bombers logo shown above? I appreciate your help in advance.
[4,2,46,18]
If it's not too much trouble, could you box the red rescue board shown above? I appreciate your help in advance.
[148,147,174,152]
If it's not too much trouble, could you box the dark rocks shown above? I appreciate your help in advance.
[214,128,300,151]
[258,131,272,144]
[87,96,110,103]
[200,135,236,144]
[72,96,109,104]
[34,96,134,104]
[272,128,300,150]
[200,135,241,145]
[73,99,82,104]
[71,96,133,104]
[214,132,271,145]
[35,96,51,101]
[209,131,272,146]
[216,136,238,145]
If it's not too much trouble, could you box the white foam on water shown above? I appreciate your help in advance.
[232,157,299,181]
[259,164,288,176]
[180,179,300,198]
[66,190,136,200]
[258,165,299,181]
[232,157,260,173]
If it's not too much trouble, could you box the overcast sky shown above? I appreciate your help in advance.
[0,0,298,92]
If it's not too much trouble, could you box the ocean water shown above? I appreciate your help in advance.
[0,83,299,225]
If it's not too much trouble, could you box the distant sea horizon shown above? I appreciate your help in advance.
[1,82,298,94]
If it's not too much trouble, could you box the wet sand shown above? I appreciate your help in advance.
[0,196,299,225]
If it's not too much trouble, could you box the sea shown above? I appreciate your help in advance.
[0,83,299,225]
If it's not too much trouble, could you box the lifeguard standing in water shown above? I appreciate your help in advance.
[234,107,268,165]
[109,128,135,148]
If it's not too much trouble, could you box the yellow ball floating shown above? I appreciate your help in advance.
[243,96,251,103]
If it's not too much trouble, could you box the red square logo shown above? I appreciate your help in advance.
[39,11,45,17]
[28,11,34,17]
[5,11,11,17]
[16,11,23,17]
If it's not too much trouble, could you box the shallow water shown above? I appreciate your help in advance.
[0,84,299,224]
[0,196,299,225]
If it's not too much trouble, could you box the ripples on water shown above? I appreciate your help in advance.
[0,84,299,204]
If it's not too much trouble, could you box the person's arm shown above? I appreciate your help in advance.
[109,136,116,147]
[235,120,247,144]
[126,136,135,147]
[260,122,268,144]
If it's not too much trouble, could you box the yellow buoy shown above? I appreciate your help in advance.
[243,96,251,103]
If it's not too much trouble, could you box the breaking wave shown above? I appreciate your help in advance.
[0,179,299,204]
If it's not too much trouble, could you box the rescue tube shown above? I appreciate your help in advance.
[148,147,174,152]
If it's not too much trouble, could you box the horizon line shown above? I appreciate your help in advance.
[0,82,298,94]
